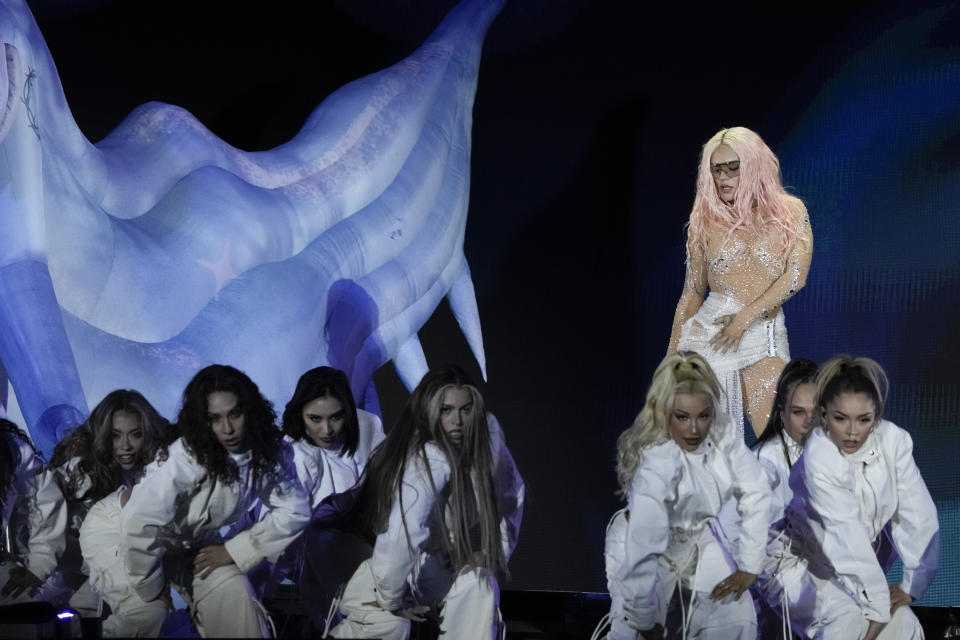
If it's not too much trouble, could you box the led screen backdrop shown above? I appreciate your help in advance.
[5,0,959,605]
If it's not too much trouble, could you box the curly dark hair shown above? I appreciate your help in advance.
[282,366,359,457]
[50,389,175,503]
[1,418,40,517]
[178,364,283,484]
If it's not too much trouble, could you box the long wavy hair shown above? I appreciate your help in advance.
[50,390,174,504]
[815,355,888,424]
[1,418,39,518]
[753,358,819,461]
[178,364,283,484]
[351,365,508,577]
[687,127,806,258]
[282,366,359,457]
[616,351,725,496]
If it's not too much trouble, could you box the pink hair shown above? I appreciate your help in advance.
[687,127,804,256]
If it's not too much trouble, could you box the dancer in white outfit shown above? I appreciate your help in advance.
[0,418,67,606]
[262,366,384,621]
[609,351,772,640]
[120,365,311,638]
[751,358,819,513]
[761,356,939,640]
[48,389,175,635]
[668,127,813,438]
[329,365,525,640]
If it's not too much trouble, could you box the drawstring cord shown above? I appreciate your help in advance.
[778,575,793,640]
[321,582,346,638]
[589,612,611,640]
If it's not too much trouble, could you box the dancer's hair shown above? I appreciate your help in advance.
[51,390,174,503]
[1,418,40,518]
[178,364,283,484]
[352,364,508,577]
[687,126,806,257]
[815,355,888,423]
[616,351,725,495]
[282,366,359,457]
[753,358,820,456]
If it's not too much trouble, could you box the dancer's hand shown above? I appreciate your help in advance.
[864,620,886,640]
[710,314,747,353]
[709,570,756,600]
[889,585,912,614]
[1,565,42,599]
[639,623,663,639]
[194,544,234,580]
[391,605,429,622]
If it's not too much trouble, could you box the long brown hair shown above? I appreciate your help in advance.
[352,365,508,577]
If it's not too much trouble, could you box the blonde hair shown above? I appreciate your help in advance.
[687,127,807,258]
[815,355,888,423]
[616,351,725,495]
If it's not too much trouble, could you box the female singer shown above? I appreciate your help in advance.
[668,127,812,437]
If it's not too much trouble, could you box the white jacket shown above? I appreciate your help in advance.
[370,414,524,611]
[616,423,771,632]
[780,421,939,623]
[755,431,803,520]
[120,438,310,601]
[2,436,67,582]
[290,409,384,511]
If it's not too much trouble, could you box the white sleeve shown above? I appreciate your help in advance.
[120,443,204,602]
[370,445,450,611]
[802,437,890,622]
[721,432,774,574]
[755,441,790,522]
[604,509,629,593]
[487,413,524,561]
[884,423,939,599]
[618,448,679,632]
[290,441,324,511]
[224,444,311,571]
[16,442,68,581]
[356,410,386,470]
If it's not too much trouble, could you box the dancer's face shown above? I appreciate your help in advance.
[824,392,876,454]
[302,395,346,449]
[207,391,247,453]
[710,144,740,204]
[111,409,144,471]
[782,382,817,444]
[668,392,713,451]
[439,387,473,448]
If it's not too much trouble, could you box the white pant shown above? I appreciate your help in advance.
[172,561,272,638]
[765,563,924,640]
[101,597,168,638]
[607,588,756,640]
[330,557,501,640]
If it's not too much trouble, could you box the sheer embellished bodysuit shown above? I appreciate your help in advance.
[668,210,812,437]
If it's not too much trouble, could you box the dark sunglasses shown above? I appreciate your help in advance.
[710,160,740,176]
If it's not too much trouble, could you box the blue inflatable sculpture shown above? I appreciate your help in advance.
[0,0,502,456]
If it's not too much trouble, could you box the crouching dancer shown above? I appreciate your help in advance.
[609,351,771,639]
[759,356,939,640]
[0,418,67,628]
[329,365,525,640]
[120,365,310,638]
